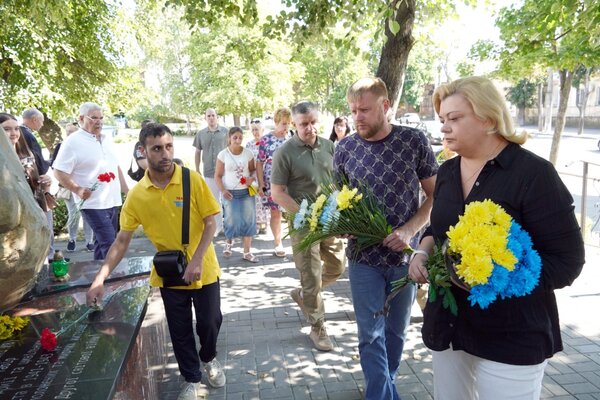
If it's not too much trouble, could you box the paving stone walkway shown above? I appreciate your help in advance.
[60,233,600,399]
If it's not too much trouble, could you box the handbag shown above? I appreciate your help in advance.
[152,167,191,287]
[248,183,257,197]
[127,159,146,182]
[44,192,58,210]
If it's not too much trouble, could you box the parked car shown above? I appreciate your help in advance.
[422,120,443,145]
[401,113,421,124]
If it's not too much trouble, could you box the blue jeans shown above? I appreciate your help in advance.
[348,261,416,400]
[81,207,118,260]
[222,189,256,239]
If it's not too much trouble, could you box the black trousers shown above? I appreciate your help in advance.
[160,281,223,383]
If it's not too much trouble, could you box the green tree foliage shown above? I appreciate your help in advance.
[0,0,119,114]
[136,0,299,126]
[0,0,149,150]
[168,0,472,114]
[506,79,537,126]
[293,35,372,115]
[493,0,600,164]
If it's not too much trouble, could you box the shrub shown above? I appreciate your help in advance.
[53,199,68,235]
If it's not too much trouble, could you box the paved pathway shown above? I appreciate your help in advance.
[60,233,600,399]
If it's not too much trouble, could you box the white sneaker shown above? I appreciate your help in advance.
[177,382,209,399]
[203,358,226,388]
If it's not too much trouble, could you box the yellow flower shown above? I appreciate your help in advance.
[0,314,29,340]
[337,185,360,210]
[447,200,516,285]
[309,194,327,232]
[12,316,29,331]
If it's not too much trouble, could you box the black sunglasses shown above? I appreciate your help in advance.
[251,119,261,124]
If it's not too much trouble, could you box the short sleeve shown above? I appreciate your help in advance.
[270,147,289,186]
[52,139,76,174]
[119,192,141,232]
[192,132,202,150]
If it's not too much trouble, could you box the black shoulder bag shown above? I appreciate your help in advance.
[152,167,191,287]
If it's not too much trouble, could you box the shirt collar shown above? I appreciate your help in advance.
[78,128,105,141]
[291,134,321,148]
[494,142,518,170]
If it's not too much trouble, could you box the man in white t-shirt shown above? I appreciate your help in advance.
[53,102,129,260]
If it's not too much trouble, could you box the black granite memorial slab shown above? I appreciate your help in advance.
[35,257,152,297]
[0,282,150,400]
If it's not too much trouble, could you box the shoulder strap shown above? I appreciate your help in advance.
[181,167,190,250]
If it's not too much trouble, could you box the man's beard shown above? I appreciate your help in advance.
[148,158,173,173]
[357,118,384,140]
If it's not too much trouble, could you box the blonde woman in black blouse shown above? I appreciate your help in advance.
[409,76,585,399]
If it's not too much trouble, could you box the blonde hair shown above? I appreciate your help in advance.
[347,77,388,102]
[273,107,291,124]
[433,76,525,144]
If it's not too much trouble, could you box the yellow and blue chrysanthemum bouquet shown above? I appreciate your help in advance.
[385,199,542,317]
[288,183,392,253]
[446,199,542,309]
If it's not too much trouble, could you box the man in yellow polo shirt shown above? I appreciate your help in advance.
[87,123,223,400]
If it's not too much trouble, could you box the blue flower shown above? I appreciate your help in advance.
[293,199,309,230]
[319,192,339,229]
[467,220,541,309]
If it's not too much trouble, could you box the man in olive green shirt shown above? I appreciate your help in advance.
[193,108,228,236]
[271,101,345,352]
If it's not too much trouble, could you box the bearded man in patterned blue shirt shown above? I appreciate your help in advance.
[334,77,438,400]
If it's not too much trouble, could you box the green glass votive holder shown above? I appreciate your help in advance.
[51,259,69,278]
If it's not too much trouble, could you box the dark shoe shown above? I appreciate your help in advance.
[66,240,76,252]
[86,243,95,252]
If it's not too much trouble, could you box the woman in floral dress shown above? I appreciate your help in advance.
[256,108,291,257]
[245,119,270,235]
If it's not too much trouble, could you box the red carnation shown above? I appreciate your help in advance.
[255,141,260,146]
[40,328,57,351]
[240,177,247,185]
[108,172,115,180]
[97,173,109,183]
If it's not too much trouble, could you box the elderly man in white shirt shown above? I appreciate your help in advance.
[53,102,128,260]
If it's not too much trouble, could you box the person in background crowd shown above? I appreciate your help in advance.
[328,116,351,145]
[1,112,54,219]
[87,123,225,400]
[256,107,292,257]
[193,108,228,237]
[245,119,269,235]
[53,102,129,261]
[334,77,438,400]
[271,101,346,352]
[128,119,153,182]
[52,122,94,252]
[215,126,258,262]
[20,107,54,260]
[409,76,585,400]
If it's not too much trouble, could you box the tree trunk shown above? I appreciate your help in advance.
[38,113,62,153]
[543,69,553,134]
[577,67,592,135]
[549,69,574,165]
[537,82,544,131]
[375,0,416,119]
[233,114,241,127]
[185,114,192,134]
